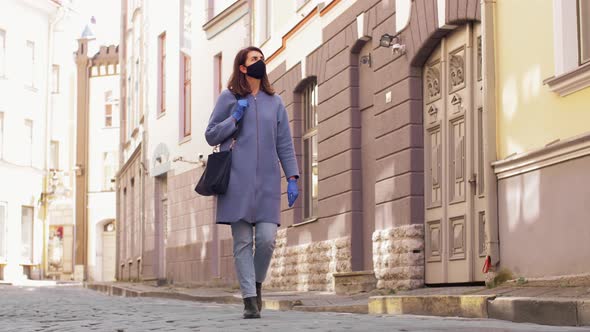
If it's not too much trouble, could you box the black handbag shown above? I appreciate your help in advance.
[194,95,242,196]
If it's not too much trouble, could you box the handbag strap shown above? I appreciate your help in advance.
[229,92,243,150]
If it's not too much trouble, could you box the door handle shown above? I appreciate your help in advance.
[468,174,477,191]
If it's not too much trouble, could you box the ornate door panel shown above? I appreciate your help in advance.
[424,23,484,284]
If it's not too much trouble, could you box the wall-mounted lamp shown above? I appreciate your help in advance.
[379,33,406,56]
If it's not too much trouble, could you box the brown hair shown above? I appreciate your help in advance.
[227,46,275,97]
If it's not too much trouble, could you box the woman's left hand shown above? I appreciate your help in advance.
[287,178,299,207]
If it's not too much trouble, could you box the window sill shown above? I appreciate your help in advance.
[157,111,166,119]
[139,115,145,125]
[131,127,139,138]
[179,135,192,145]
[544,62,590,97]
[290,217,318,228]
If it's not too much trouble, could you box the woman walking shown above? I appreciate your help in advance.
[205,47,299,319]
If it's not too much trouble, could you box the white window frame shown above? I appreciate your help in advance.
[578,0,590,65]
[24,119,33,166]
[103,151,116,191]
[158,32,166,115]
[256,0,271,46]
[50,140,59,170]
[52,64,60,94]
[0,29,6,78]
[214,52,222,100]
[26,40,35,88]
[302,79,319,221]
[546,0,590,96]
[0,202,7,263]
[21,206,34,264]
[182,0,192,52]
[0,112,4,160]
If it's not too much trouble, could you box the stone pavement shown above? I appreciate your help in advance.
[2,284,589,332]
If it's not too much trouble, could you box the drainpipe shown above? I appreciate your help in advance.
[42,4,67,280]
[481,0,500,268]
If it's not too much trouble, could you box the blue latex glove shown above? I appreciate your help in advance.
[232,99,249,122]
[287,178,299,208]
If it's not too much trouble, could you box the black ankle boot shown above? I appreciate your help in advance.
[243,296,261,319]
[256,282,262,312]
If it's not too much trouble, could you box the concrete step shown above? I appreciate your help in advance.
[369,294,590,327]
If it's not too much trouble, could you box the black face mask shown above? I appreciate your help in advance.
[246,60,266,80]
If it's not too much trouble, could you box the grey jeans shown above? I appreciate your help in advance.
[231,221,278,298]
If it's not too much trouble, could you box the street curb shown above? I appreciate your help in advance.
[368,295,493,318]
[369,294,590,327]
[84,283,590,326]
[487,297,580,327]
[84,283,241,305]
[85,283,361,314]
[263,299,301,311]
[293,304,369,314]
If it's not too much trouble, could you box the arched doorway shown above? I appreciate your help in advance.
[100,220,116,281]
[423,23,486,284]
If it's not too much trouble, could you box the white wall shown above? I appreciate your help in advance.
[262,0,357,74]
[88,75,120,193]
[0,0,59,281]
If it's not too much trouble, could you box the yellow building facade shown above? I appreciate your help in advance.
[493,0,590,279]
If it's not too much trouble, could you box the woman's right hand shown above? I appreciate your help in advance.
[232,99,249,122]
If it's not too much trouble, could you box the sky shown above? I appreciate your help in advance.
[72,0,121,45]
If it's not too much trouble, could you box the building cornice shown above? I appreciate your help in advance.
[265,0,342,64]
[202,0,248,39]
[492,131,590,179]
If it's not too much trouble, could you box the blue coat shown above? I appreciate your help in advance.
[205,89,299,226]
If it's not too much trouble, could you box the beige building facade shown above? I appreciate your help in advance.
[74,30,120,282]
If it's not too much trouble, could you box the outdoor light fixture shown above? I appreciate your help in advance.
[379,33,395,47]
[379,33,406,55]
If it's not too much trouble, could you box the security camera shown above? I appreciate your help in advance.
[391,43,406,55]
[360,54,371,67]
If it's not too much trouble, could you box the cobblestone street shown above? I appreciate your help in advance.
[0,285,588,332]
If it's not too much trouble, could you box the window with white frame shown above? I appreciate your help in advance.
[579,0,590,65]
[256,0,271,44]
[50,140,59,170]
[105,90,113,127]
[21,206,34,263]
[24,120,33,166]
[547,0,590,96]
[103,151,116,191]
[0,112,4,159]
[0,29,5,77]
[158,32,166,115]
[214,53,222,99]
[182,54,192,138]
[25,41,35,87]
[52,65,60,93]
[302,79,319,220]
[0,202,6,262]
[182,0,192,50]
